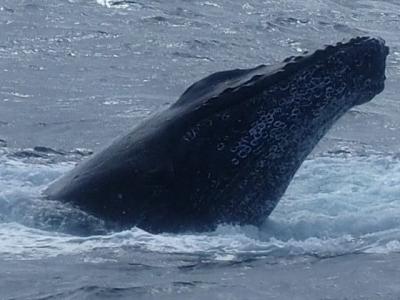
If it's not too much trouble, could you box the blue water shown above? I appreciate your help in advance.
[0,0,400,299]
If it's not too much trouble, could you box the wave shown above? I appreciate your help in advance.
[0,146,399,260]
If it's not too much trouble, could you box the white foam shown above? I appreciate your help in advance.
[96,0,112,8]
[0,151,400,260]
[96,0,130,9]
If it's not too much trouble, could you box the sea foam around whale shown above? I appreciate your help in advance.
[1,147,399,261]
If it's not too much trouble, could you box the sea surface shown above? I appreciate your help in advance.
[1,0,400,299]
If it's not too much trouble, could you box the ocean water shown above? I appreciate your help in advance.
[1,0,400,299]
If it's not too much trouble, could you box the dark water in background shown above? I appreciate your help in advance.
[1,0,400,299]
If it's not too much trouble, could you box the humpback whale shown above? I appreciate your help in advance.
[45,37,388,234]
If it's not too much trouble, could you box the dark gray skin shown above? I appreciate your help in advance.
[45,36,388,234]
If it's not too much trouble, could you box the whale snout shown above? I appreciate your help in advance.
[342,37,389,105]
[361,38,388,83]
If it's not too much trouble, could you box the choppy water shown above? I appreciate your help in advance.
[1,148,400,261]
[1,0,400,299]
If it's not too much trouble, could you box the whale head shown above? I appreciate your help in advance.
[308,36,388,106]
[170,36,389,227]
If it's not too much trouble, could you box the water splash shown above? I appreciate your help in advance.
[0,147,399,260]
